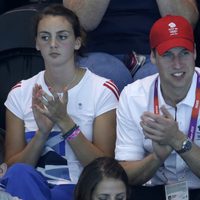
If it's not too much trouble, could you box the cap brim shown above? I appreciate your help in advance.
[156,38,194,55]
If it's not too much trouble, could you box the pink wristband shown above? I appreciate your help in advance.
[67,127,81,141]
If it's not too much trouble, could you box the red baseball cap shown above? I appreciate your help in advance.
[150,15,194,55]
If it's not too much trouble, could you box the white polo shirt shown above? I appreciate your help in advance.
[115,67,200,189]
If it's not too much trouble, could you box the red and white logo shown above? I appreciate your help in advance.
[168,22,178,36]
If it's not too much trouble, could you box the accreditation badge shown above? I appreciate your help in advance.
[165,181,188,200]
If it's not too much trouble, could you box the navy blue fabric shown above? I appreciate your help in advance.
[86,0,161,55]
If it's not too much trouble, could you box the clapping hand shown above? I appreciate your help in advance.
[32,84,54,135]
[140,106,180,161]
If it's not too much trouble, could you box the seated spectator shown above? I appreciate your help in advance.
[64,0,199,80]
[74,157,130,200]
[115,15,200,200]
[1,4,118,200]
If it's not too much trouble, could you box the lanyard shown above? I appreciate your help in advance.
[154,72,200,141]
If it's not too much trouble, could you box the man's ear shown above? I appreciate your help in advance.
[0,163,7,178]
[150,50,156,65]
[74,37,81,50]
[193,43,197,60]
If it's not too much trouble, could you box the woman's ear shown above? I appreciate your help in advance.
[36,44,40,51]
[74,37,81,50]
[0,163,7,178]
[36,38,40,51]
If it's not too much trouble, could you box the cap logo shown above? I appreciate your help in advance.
[168,22,178,36]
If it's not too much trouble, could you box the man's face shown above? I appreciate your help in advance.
[151,47,196,91]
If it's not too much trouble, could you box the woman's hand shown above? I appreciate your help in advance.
[32,84,74,133]
[46,86,75,131]
[32,84,54,135]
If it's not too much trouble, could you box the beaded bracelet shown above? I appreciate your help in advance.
[62,124,79,140]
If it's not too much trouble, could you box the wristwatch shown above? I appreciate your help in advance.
[176,138,192,154]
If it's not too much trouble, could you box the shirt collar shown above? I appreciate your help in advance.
[157,72,197,109]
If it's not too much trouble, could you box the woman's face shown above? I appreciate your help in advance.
[92,177,127,200]
[36,15,81,67]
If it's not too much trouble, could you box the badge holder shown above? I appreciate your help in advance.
[165,181,189,200]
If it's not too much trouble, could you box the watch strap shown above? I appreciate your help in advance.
[176,138,192,154]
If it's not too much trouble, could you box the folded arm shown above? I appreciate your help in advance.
[63,0,111,31]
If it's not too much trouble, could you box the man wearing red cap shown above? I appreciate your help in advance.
[115,15,200,200]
